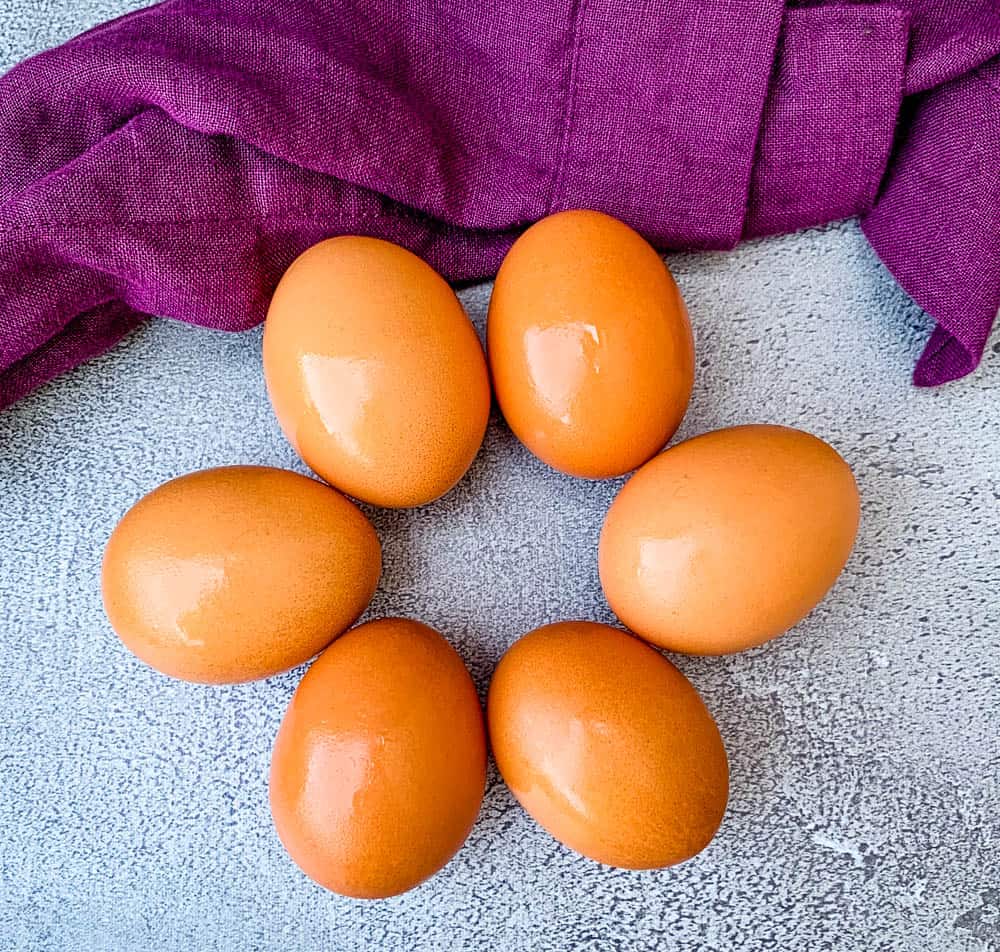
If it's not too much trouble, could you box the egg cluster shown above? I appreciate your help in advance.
[102,210,860,900]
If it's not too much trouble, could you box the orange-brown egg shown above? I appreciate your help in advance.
[487,210,694,478]
[488,621,728,868]
[264,237,491,508]
[599,425,860,655]
[101,466,381,683]
[270,618,487,899]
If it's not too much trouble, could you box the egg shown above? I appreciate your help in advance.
[269,618,486,898]
[599,424,860,655]
[101,466,381,683]
[487,209,694,478]
[263,237,490,508]
[488,621,728,868]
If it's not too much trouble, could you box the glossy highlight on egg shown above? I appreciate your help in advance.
[599,424,861,655]
[101,466,381,683]
[487,621,729,869]
[263,236,491,508]
[269,618,487,899]
[488,209,694,478]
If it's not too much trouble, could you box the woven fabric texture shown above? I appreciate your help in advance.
[0,0,998,405]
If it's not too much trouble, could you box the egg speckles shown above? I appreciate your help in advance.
[599,424,860,655]
[101,466,381,683]
[488,621,729,869]
[488,210,694,478]
[269,618,487,899]
[264,237,491,508]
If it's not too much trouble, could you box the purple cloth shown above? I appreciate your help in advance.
[0,0,998,408]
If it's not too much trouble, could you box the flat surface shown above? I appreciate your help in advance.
[1,4,999,951]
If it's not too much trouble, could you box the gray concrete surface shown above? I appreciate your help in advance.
[1,3,999,950]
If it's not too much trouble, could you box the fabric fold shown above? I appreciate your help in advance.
[745,4,910,238]
[555,0,784,249]
[0,0,790,406]
[1,0,999,406]
[862,62,1000,386]
[0,302,143,409]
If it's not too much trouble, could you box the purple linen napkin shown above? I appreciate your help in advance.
[0,0,997,408]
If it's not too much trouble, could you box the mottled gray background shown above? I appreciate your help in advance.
[1,3,999,951]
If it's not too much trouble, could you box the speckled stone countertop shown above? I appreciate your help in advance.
[1,3,998,950]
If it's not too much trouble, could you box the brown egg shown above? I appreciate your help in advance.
[263,237,490,508]
[270,618,487,899]
[101,466,381,683]
[599,425,860,655]
[487,209,694,479]
[488,621,728,868]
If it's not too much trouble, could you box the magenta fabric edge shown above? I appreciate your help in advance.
[859,223,980,389]
[0,303,144,408]
[862,65,1000,388]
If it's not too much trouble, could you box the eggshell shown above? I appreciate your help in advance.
[488,621,728,868]
[599,424,860,655]
[101,466,381,683]
[487,209,694,478]
[263,237,490,508]
[269,618,486,899]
